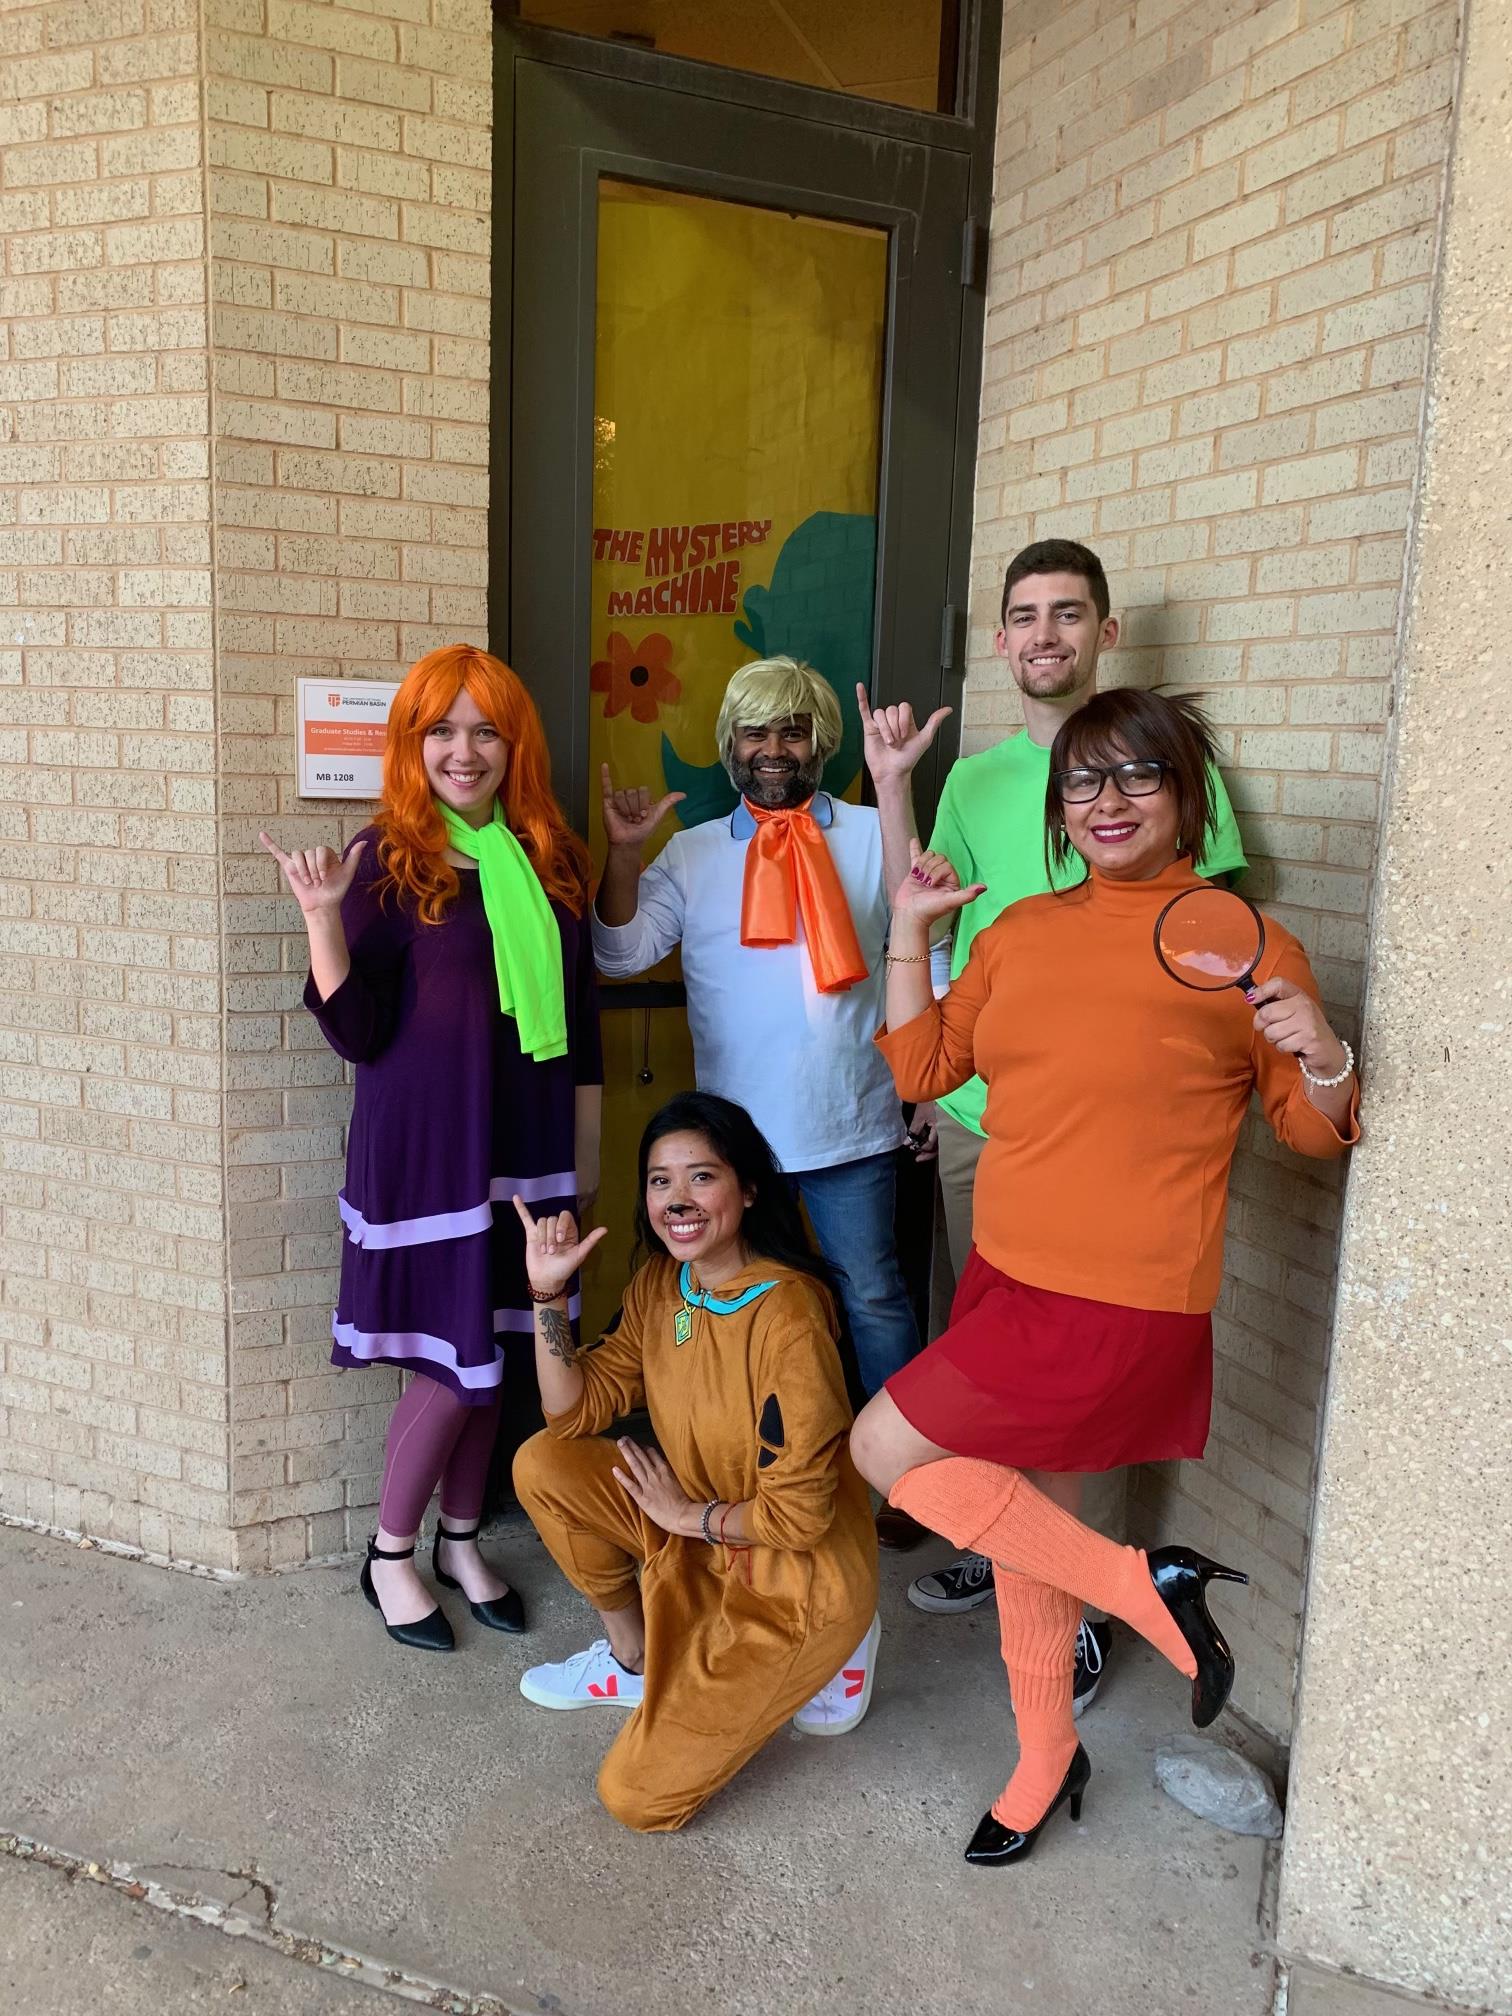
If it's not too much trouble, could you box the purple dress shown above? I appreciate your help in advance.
[304,832,603,1405]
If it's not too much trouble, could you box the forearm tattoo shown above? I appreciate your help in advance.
[538,1303,579,1366]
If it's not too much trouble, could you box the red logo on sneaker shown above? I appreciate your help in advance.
[843,1667,865,1698]
[587,1673,619,1698]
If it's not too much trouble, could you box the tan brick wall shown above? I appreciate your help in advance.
[205,0,493,1570]
[1,0,492,1573]
[0,1,232,1565]
[972,0,1457,1734]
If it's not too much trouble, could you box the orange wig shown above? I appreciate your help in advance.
[374,645,590,924]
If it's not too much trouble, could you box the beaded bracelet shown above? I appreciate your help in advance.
[1299,1039,1355,1089]
[698,1498,721,1545]
[528,1285,566,1304]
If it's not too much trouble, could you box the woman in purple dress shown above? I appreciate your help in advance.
[261,645,602,1653]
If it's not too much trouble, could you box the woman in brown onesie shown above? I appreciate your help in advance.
[511,1092,880,1832]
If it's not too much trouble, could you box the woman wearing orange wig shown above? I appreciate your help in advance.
[261,646,602,1653]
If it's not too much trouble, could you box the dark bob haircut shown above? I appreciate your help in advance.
[1045,688,1220,880]
[632,1091,842,1315]
[1001,539,1111,626]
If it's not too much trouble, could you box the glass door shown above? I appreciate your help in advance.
[502,52,972,1333]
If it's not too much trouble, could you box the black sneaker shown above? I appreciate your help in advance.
[1073,1618,1112,1717]
[907,1552,995,1613]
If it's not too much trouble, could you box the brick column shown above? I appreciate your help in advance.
[1276,0,1510,2001]
[207,1,492,1570]
[0,0,492,1572]
[0,0,227,1563]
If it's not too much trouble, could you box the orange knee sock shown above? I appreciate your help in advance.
[890,1457,1196,1680]
[991,1573,1082,1830]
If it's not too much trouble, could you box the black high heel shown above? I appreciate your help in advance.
[964,1745,1091,1867]
[1146,1546,1248,1727]
[432,1521,527,1634]
[360,1537,454,1652]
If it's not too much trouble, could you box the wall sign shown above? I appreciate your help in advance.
[296,677,397,799]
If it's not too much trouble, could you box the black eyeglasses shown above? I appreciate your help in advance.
[1052,759,1169,804]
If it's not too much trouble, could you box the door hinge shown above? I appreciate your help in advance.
[940,602,958,671]
[960,217,986,290]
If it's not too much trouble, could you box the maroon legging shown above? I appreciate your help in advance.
[377,1374,503,1536]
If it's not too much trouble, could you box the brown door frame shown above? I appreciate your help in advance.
[489,4,1001,838]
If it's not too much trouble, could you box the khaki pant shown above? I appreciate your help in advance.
[933,1109,1127,1547]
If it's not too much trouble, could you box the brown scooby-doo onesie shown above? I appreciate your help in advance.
[513,1254,879,1831]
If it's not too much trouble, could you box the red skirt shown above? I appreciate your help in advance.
[886,1249,1212,1473]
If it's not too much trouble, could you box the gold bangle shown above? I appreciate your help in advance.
[885,950,932,965]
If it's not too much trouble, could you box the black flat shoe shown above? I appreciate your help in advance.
[964,1745,1091,1866]
[360,1537,454,1652]
[432,1521,527,1634]
[1146,1545,1248,1727]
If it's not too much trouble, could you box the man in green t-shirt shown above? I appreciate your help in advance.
[862,538,1247,1705]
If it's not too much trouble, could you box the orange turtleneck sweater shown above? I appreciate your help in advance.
[877,860,1359,1314]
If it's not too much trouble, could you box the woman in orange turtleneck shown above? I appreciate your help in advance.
[851,688,1359,1868]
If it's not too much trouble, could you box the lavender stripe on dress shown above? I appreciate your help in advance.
[332,1319,504,1391]
[340,1192,493,1250]
[488,1172,579,1205]
[338,1168,577,1251]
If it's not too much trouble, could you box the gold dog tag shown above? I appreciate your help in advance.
[674,1306,692,1346]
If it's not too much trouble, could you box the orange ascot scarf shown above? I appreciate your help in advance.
[739,799,869,995]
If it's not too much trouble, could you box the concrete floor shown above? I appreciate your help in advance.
[0,1855,394,2015]
[1,1520,1278,2016]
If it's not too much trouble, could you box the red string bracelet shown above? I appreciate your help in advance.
[718,1501,752,1585]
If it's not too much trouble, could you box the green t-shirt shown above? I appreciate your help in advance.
[926,731,1249,1137]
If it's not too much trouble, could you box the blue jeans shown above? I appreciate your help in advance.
[789,1151,920,1398]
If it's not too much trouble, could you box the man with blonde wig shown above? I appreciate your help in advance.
[595,656,920,1439]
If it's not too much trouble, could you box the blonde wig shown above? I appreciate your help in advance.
[714,655,843,767]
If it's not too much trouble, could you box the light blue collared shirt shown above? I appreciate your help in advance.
[728,791,837,839]
[592,792,906,1173]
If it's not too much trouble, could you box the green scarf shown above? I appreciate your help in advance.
[437,801,567,1063]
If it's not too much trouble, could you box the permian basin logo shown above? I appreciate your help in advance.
[325,690,390,713]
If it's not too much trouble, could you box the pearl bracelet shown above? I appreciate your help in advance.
[1299,1038,1354,1088]
[699,1498,721,1545]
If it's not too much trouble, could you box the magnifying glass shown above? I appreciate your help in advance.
[1154,886,1266,995]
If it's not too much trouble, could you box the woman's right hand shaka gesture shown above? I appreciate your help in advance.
[893,838,985,924]
[260,831,365,1000]
[885,841,984,1028]
[259,832,366,918]
[512,1196,608,1301]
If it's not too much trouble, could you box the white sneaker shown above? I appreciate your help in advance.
[792,1613,881,1736]
[519,1638,645,1711]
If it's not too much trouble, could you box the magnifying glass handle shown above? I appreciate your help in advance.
[1233,970,1259,999]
